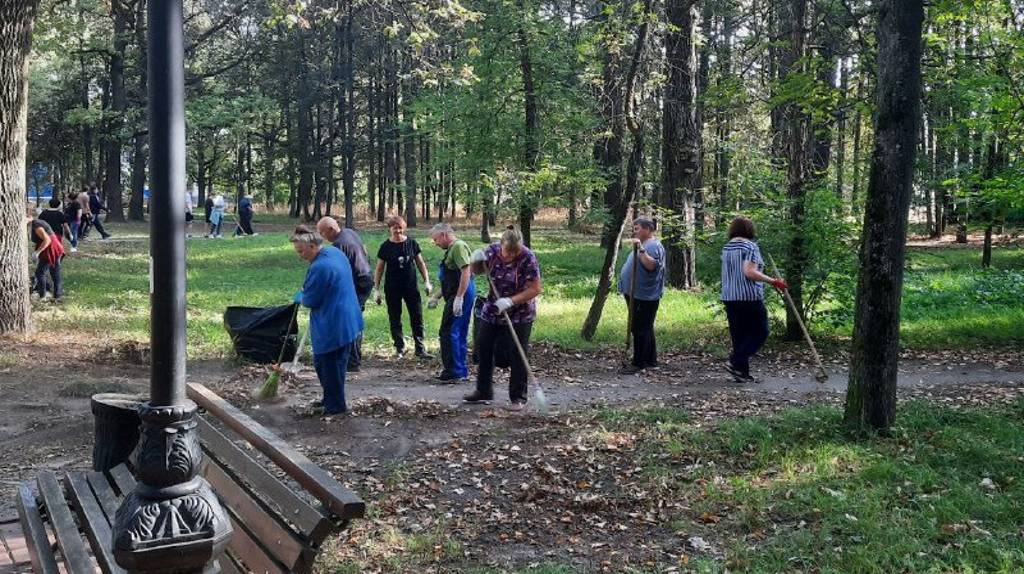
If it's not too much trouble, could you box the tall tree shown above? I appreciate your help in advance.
[0,0,40,334]
[104,0,129,221]
[844,0,925,432]
[662,0,701,289]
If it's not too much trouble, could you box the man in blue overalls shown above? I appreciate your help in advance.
[427,223,476,382]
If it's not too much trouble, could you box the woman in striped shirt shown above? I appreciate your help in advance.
[720,217,788,382]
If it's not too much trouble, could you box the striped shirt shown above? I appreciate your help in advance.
[720,239,765,301]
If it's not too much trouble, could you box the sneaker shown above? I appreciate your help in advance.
[347,365,361,373]
[395,348,407,359]
[724,362,746,379]
[505,401,527,412]
[415,349,434,360]
[101,234,111,240]
[70,247,78,253]
[618,363,644,375]
[463,391,492,404]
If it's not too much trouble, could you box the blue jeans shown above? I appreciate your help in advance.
[724,300,769,377]
[439,283,475,378]
[313,345,352,413]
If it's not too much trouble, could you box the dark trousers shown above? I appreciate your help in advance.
[476,320,532,402]
[624,295,660,368]
[234,215,254,236]
[91,214,109,237]
[348,283,372,371]
[385,282,425,352]
[79,215,91,238]
[34,258,63,298]
[724,300,769,377]
[313,345,352,413]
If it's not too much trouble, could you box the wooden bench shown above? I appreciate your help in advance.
[14,383,365,573]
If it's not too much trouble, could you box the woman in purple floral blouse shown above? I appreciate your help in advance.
[463,226,543,410]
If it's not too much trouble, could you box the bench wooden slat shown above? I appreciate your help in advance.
[217,552,245,574]
[107,466,136,498]
[202,457,309,570]
[224,515,288,574]
[15,485,59,574]
[195,416,332,540]
[62,473,125,574]
[35,471,94,574]
[188,383,365,520]
[85,472,120,526]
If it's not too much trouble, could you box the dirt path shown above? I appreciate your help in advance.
[0,338,1020,570]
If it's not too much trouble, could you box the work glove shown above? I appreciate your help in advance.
[31,251,39,262]
[470,249,487,264]
[427,293,441,310]
[453,295,464,317]
[293,291,303,304]
[495,297,514,313]
[374,288,382,306]
[424,281,433,296]
[769,278,789,291]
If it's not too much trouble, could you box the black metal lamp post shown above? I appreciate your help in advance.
[111,1,232,572]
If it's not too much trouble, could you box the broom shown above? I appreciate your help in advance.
[484,264,549,414]
[257,303,300,399]
[763,251,828,384]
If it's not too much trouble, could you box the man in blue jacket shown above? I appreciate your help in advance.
[291,225,364,415]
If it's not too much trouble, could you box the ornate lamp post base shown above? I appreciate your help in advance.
[112,402,232,574]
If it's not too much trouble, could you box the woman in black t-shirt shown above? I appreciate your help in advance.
[374,215,434,357]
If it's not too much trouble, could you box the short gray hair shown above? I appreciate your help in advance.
[429,223,454,237]
[634,217,656,231]
[290,224,322,246]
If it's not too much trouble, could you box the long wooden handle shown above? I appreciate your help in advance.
[484,265,538,385]
[764,252,828,382]
[625,243,640,351]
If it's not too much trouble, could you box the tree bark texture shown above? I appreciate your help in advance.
[662,0,700,289]
[0,0,38,334]
[844,0,925,432]
[104,0,129,221]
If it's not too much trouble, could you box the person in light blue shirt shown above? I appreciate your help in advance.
[617,217,666,374]
[292,225,364,414]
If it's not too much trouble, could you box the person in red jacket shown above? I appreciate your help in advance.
[27,213,67,301]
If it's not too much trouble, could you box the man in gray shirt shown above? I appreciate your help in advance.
[618,217,666,374]
[317,217,374,371]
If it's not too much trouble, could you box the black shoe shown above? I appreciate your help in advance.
[347,365,361,373]
[463,391,492,404]
[101,233,111,239]
[415,349,434,360]
[619,363,644,375]
[724,361,746,379]
[435,372,457,381]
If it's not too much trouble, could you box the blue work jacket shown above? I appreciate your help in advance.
[299,246,364,355]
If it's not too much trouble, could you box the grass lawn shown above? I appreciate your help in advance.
[38,219,1024,359]
[585,399,1024,573]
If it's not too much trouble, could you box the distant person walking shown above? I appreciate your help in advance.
[618,217,666,374]
[38,198,73,252]
[64,192,83,250]
[374,215,434,358]
[27,212,67,301]
[185,187,195,236]
[463,226,542,410]
[77,187,93,239]
[204,194,214,227]
[720,216,788,383]
[317,217,374,371]
[292,225,364,415]
[427,223,476,382]
[87,186,112,239]
[207,193,225,237]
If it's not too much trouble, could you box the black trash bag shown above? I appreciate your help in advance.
[471,295,511,369]
[223,304,298,364]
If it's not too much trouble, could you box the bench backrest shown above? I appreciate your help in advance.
[186,383,365,574]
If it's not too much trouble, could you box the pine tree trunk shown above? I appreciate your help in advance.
[844,0,925,433]
[662,0,700,289]
[780,0,808,341]
[127,0,147,221]
[104,0,129,221]
[517,0,539,247]
[0,0,38,334]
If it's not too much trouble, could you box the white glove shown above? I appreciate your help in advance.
[495,297,514,313]
[427,295,440,310]
[424,281,433,296]
[470,249,487,264]
[453,296,464,317]
[373,288,382,306]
